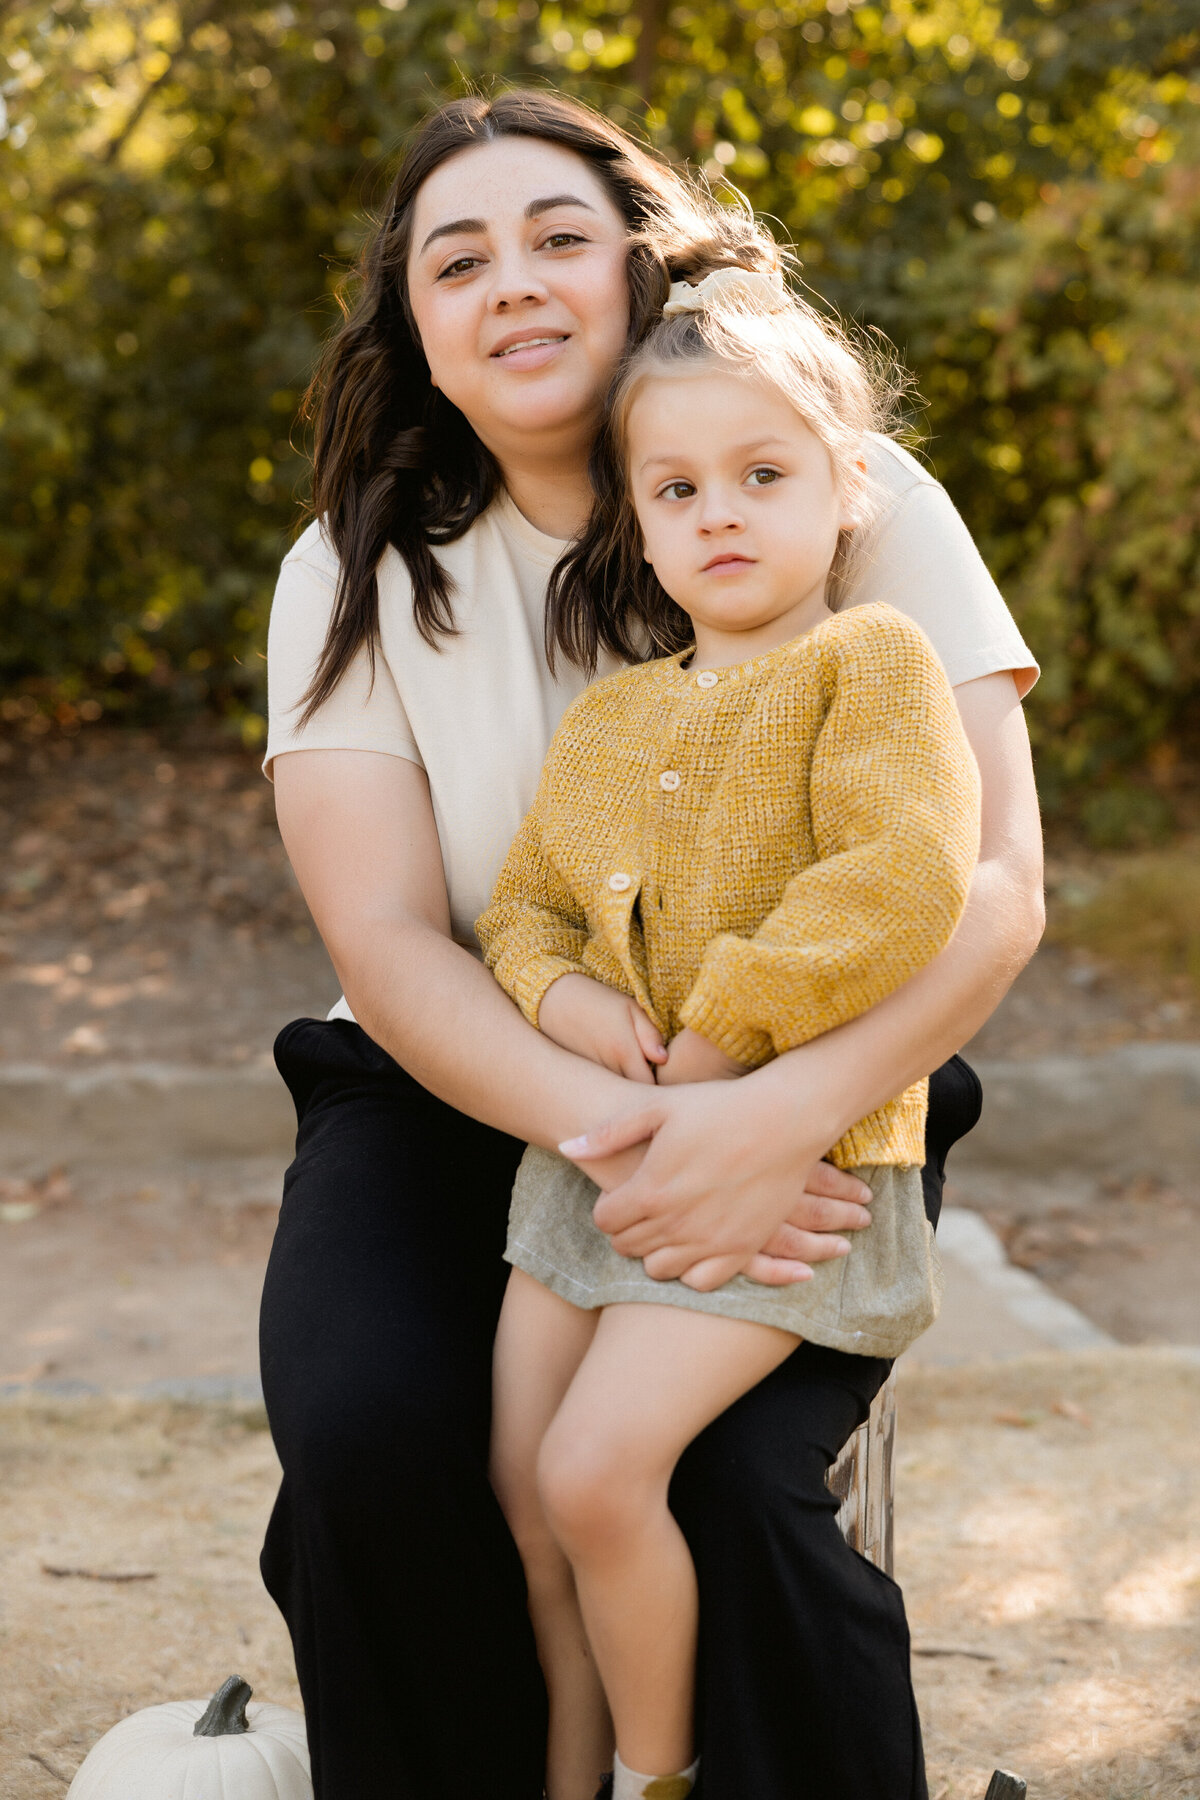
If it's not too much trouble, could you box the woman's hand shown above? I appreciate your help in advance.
[561,1077,872,1290]
[538,973,666,1085]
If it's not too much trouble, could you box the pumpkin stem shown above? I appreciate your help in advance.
[193,1675,253,1737]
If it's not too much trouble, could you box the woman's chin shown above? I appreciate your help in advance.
[486,385,603,453]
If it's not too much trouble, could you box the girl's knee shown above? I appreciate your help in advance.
[536,1419,652,1558]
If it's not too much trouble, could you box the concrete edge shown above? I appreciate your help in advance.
[0,1374,266,1405]
[2,1043,1198,1177]
[938,1207,1116,1351]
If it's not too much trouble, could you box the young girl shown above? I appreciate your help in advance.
[476,265,982,1800]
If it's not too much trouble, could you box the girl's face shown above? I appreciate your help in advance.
[407,137,632,471]
[626,366,858,665]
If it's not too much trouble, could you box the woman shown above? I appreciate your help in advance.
[260,89,1042,1800]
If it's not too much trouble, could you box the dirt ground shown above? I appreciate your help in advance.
[0,1350,1196,1799]
[1,1158,1197,1396]
[3,724,1199,1796]
[975,1177,1200,1350]
[2,721,1199,1385]
[3,723,1198,1069]
[0,1168,280,1390]
[0,725,337,1070]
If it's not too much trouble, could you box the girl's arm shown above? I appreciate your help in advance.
[576,669,1044,1284]
[674,611,980,1071]
[271,747,876,1265]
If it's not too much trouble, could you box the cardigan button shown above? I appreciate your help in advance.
[607,871,632,892]
[695,669,718,689]
[659,770,681,792]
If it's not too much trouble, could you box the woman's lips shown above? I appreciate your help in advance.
[490,334,569,372]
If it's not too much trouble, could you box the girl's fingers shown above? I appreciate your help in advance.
[632,1009,668,1063]
[619,1047,657,1085]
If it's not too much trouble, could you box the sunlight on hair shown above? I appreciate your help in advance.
[608,275,913,606]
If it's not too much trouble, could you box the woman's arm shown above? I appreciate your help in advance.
[576,670,1044,1283]
[271,746,875,1265]
[273,748,632,1149]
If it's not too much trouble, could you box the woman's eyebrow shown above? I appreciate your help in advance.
[418,195,597,258]
[525,193,597,219]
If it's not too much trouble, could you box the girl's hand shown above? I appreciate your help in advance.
[538,973,667,1086]
[561,1076,872,1288]
[656,1027,748,1086]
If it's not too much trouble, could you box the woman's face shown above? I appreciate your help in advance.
[406,137,632,469]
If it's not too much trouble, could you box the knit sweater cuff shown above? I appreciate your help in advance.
[677,988,775,1070]
[510,955,589,1030]
[827,1081,929,1170]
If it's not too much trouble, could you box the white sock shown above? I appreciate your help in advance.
[612,1750,700,1800]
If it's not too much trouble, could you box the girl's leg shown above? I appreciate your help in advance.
[537,1304,798,1782]
[491,1271,611,1800]
[259,1019,545,1800]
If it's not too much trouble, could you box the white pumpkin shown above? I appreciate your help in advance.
[66,1676,311,1799]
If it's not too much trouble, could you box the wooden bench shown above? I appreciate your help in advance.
[827,1374,1027,1800]
[827,1366,897,1573]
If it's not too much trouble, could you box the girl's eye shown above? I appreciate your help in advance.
[659,480,696,501]
[747,467,780,486]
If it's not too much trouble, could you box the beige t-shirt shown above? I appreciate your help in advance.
[265,436,1037,1018]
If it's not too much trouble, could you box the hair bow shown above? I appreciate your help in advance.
[662,265,788,317]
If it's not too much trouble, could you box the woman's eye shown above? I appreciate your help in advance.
[542,232,585,250]
[437,256,481,280]
[747,467,780,486]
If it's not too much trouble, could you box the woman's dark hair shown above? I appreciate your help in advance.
[299,87,781,721]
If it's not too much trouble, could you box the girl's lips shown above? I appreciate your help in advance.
[702,556,755,573]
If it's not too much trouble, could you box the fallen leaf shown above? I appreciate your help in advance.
[41,1565,157,1582]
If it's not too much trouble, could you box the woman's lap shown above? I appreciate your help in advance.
[260,1018,978,1799]
[260,1018,546,1799]
[675,1342,923,1796]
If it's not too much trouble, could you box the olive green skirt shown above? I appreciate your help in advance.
[504,1146,942,1359]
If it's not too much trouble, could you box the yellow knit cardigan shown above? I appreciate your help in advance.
[477,603,981,1168]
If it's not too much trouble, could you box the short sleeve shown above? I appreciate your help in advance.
[263,520,424,779]
[844,442,1039,697]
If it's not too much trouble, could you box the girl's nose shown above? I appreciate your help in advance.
[698,493,745,533]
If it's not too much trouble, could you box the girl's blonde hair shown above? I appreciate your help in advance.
[547,250,910,670]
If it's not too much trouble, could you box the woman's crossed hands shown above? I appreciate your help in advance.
[539,974,872,1292]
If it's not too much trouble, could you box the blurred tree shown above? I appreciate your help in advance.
[0,0,1197,807]
[892,144,1200,818]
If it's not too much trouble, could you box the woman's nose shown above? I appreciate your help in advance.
[488,253,550,312]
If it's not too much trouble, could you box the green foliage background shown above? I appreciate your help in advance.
[2,0,1198,824]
